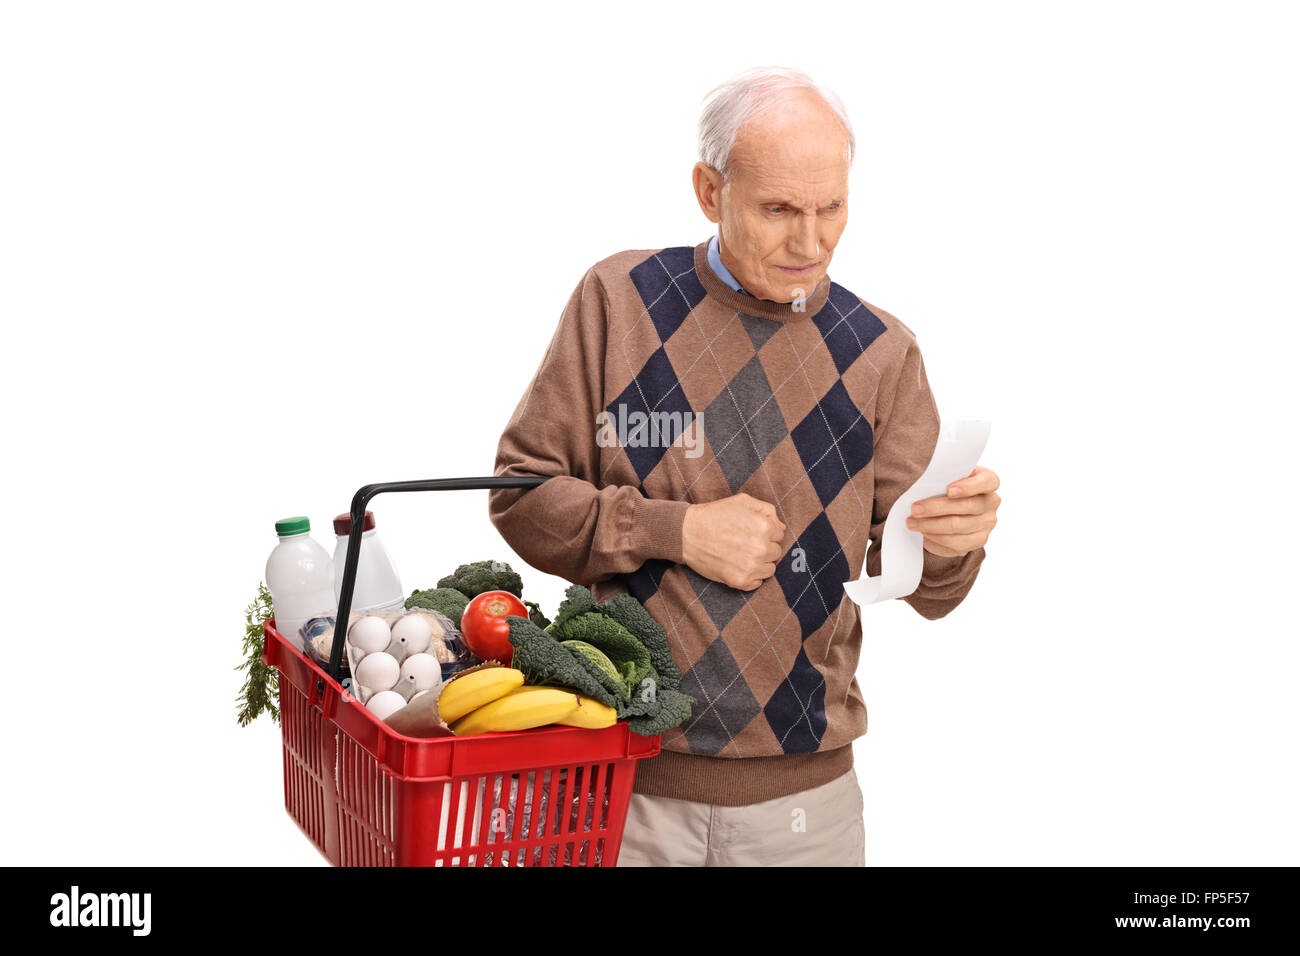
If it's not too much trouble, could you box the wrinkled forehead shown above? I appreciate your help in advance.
[725,145,851,205]
[727,96,852,198]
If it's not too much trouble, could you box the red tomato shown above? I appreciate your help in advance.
[460,590,527,664]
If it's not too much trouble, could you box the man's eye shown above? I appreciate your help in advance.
[766,206,786,215]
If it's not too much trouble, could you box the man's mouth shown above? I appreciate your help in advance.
[775,262,820,277]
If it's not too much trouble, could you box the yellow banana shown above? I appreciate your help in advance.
[555,695,618,729]
[450,685,581,736]
[436,667,525,724]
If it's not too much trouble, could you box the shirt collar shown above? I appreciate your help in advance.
[706,235,812,311]
[707,234,749,295]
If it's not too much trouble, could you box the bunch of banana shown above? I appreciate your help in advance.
[436,667,525,723]
[439,667,617,735]
[555,694,619,729]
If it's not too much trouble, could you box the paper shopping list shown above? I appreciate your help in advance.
[843,419,991,607]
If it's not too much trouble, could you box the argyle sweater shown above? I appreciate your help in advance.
[489,238,985,806]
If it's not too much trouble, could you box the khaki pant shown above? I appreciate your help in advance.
[615,768,866,867]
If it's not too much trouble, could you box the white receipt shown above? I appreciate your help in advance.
[843,419,991,607]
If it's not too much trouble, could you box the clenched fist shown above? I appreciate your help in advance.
[681,493,786,591]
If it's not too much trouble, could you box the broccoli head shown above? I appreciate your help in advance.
[405,587,470,621]
[436,559,524,599]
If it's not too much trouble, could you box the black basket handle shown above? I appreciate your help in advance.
[325,475,548,687]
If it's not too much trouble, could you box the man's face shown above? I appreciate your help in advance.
[697,90,851,303]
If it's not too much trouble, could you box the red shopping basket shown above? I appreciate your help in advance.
[261,476,660,867]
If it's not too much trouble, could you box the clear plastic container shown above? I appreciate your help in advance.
[266,516,337,652]
[333,509,405,615]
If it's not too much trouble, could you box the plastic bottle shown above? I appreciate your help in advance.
[266,516,337,652]
[333,510,405,615]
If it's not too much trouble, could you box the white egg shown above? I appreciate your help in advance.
[397,653,443,700]
[354,652,400,692]
[349,615,392,654]
[392,614,433,655]
[365,690,408,721]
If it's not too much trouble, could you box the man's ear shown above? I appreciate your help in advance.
[692,162,723,223]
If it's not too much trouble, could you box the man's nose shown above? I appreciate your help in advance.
[788,214,820,262]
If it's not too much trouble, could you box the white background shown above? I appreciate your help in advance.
[2,1,1296,866]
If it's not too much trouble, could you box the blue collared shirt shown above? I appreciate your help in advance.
[707,234,809,309]
[708,234,748,294]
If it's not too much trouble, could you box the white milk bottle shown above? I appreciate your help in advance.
[332,509,405,614]
[266,516,337,651]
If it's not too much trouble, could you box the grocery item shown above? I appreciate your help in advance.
[593,592,684,689]
[555,695,618,729]
[621,685,695,737]
[436,559,523,598]
[298,615,337,664]
[407,557,558,664]
[365,690,408,720]
[547,594,650,695]
[348,615,392,654]
[401,609,460,662]
[405,587,470,621]
[410,583,548,630]
[507,618,615,705]
[391,613,432,656]
[449,685,581,736]
[333,510,404,614]
[382,690,455,739]
[402,609,470,679]
[322,606,468,681]
[345,609,454,711]
[460,590,528,664]
[237,583,278,727]
[266,517,337,652]
[560,640,625,695]
[355,652,400,692]
[397,653,442,701]
[435,666,525,723]
[507,585,697,737]
[522,599,551,629]
[305,621,336,668]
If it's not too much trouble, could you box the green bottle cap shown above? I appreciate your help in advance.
[275,516,311,536]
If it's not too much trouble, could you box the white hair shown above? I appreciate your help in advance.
[698,66,855,178]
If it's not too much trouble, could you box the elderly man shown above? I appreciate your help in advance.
[488,66,1001,867]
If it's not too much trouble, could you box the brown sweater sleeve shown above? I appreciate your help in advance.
[864,329,986,620]
[488,267,691,586]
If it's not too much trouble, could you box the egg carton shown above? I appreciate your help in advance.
[308,607,465,667]
[344,610,458,721]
